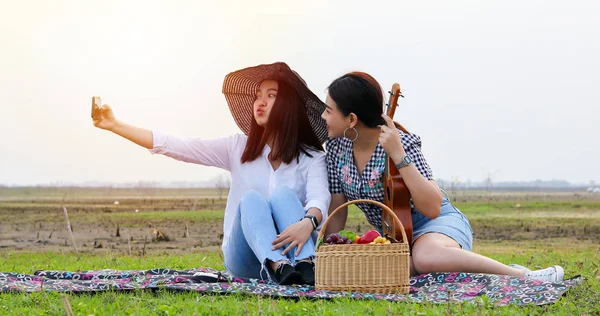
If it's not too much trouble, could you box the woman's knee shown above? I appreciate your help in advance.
[411,234,458,273]
[240,190,268,211]
[270,186,300,209]
[241,190,266,204]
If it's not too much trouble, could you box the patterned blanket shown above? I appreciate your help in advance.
[0,268,581,306]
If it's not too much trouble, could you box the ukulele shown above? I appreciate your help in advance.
[382,83,413,245]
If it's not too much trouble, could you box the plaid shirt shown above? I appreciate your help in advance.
[325,131,434,228]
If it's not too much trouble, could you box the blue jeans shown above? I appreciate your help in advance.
[223,186,315,280]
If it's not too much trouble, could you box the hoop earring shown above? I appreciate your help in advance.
[343,127,359,142]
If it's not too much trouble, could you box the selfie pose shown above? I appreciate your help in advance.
[91,62,331,285]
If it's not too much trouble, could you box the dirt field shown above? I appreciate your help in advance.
[1,188,599,256]
[0,195,227,255]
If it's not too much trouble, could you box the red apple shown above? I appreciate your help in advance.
[357,230,381,244]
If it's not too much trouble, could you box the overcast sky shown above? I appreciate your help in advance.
[1,0,598,186]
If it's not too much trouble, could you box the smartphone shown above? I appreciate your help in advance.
[91,96,101,120]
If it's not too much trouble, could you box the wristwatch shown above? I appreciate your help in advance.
[303,215,319,230]
[395,155,413,170]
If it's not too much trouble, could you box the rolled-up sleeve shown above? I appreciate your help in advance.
[149,130,238,171]
[304,152,331,230]
[400,133,434,181]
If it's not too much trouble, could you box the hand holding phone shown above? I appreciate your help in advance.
[92,96,102,120]
[91,96,117,130]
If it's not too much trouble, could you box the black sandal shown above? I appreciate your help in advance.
[269,262,302,285]
[294,261,315,285]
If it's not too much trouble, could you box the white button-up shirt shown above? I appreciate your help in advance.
[149,131,331,252]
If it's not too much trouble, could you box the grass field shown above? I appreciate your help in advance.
[1,187,599,315]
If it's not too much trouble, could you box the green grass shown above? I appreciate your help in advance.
[0,244,598,315]
[0,252,226,273]
[454,200,600,213]
[65,210,224,224]
[0,208,225,225]
[1,192,599,315]
[0,187,226,198]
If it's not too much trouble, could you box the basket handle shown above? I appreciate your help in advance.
[317,199,409,245]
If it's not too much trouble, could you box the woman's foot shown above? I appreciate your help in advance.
[523,266,564,283]
[269,262,302,285]
[294,261,315,285]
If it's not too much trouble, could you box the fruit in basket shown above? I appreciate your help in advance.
[324,233,339,244]
[339,230,358,243]
[324,233,352,245]
[356,229,381,244]
[370,236,391,244]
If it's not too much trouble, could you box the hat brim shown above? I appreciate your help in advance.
[222,62,328,143]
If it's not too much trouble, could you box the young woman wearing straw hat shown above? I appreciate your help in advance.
[91,62,330,285]
[320,71,565,283]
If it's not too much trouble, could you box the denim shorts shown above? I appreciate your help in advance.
[411,195,473,251]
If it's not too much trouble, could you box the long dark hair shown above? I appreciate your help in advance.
[241,80,324,164]
[328,72,409,132]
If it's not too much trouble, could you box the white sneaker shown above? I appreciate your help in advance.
[524,265,564,282]
[509,263,531,271]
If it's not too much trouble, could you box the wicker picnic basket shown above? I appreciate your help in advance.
[315,199,410,294]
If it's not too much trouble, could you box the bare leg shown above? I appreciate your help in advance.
[410,233,526,277]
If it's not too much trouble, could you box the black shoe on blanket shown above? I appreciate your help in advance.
[270,263,302,285]
[295,261,315,285]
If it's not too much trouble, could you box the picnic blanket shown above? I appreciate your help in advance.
[0,268,582,306]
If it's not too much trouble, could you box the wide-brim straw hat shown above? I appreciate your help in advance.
[222,62,328,143]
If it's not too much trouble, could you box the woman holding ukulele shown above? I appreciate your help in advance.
[321,71,565,283]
